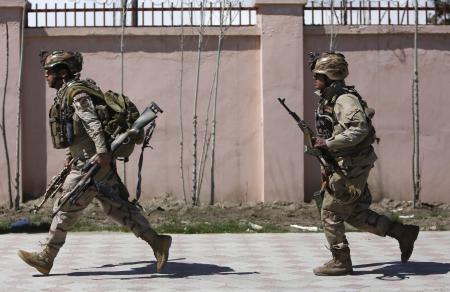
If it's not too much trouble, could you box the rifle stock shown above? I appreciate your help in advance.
[52,102,163,217]
[32,158,75,213]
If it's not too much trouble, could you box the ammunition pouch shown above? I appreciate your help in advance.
[49,101,72,149]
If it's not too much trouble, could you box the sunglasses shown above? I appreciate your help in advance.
[313,73,325,80]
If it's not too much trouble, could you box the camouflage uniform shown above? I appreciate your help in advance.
[310,53,419,276]
[18,51,171,275]
[316,83,394,246]
[46,82,158,252]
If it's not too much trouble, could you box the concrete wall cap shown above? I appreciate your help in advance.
[253,0,308,6]
[25,26,261,37]
[304,25,450,35]
[0,0,27,8]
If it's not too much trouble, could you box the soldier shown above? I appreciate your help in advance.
[17,50,171,275]
[309,52,420,276]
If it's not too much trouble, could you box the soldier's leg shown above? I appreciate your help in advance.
[345,187,392,236]
[314,164,373,276]
[95,170,171,273]
[18,170,97,275]
[314,190,355,275]
[346,187,419,263]
[314,195,353,276]
[321,163,375,244]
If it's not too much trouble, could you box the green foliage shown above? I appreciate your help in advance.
[157,220,247,234]
[387,212,401,223]
[0,216,290,234]
[156,220,289,234]
[0,220,10,234]
[71,220,129,232]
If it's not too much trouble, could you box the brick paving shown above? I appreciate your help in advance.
[1,232,449,291]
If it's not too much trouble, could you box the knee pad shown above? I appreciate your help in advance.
[366,210,392,231]
[366,209,380,226]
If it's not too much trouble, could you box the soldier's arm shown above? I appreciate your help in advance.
[64,148,73,166]
[72,93,108,154]
[325,94,370,150]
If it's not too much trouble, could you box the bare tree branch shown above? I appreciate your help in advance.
[1,23,13,209]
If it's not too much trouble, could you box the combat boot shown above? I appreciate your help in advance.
[142,232,172,273]
[313,245,353,276]
[387,222,419,263]
[17,246,58,275]
[152,235,172,273]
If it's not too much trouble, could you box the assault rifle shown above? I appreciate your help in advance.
[31,158,76,213]
[277,98,360,208]
[52,102,163,217]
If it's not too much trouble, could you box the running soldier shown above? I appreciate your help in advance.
[18,51,171,275]
[309,52,420,276]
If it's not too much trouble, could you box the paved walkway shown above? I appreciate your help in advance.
[1,232,449,291]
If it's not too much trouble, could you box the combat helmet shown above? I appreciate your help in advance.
[312,52,348,81]
[40,50,83,74]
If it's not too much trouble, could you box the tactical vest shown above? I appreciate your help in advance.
[315,86,377,155]
[48,85,77,149]
[48,78,144,158]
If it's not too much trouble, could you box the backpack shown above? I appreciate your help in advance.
[342,86,379,144]
[65,79,144,158]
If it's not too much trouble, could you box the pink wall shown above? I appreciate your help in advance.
[21,30,263,204]
[257,2,305,202]
[1,1,449,205]
[0,3,24,207]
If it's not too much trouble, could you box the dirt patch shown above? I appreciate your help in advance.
[1,193,449,233]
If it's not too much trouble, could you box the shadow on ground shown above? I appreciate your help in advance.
[353,261,450,280]
[2,222,51,234]
[38,258,259,279]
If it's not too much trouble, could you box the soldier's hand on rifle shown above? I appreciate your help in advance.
[96,152,111,168]
[321,168,328,182]
[64,157,72,167]
[313,137,328,149]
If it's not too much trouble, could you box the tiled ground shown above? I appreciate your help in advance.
[1,232,449,291]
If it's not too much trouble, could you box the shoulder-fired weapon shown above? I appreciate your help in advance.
[52,102,163,216]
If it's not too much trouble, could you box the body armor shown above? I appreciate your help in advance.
[48,90,74,149]
[315,97,336,139]
[48,79,103,149]
[315,86,377,154]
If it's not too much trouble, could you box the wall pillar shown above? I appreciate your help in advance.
[254,0,307,201]
[0,1,27,205]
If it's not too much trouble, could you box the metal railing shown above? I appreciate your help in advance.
[26,1,257,28]
[304,1,450,25]
[25,0,450,28]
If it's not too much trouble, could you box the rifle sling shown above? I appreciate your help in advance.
[135,121,156,203]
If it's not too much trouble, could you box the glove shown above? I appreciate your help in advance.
[313,137,328,149]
